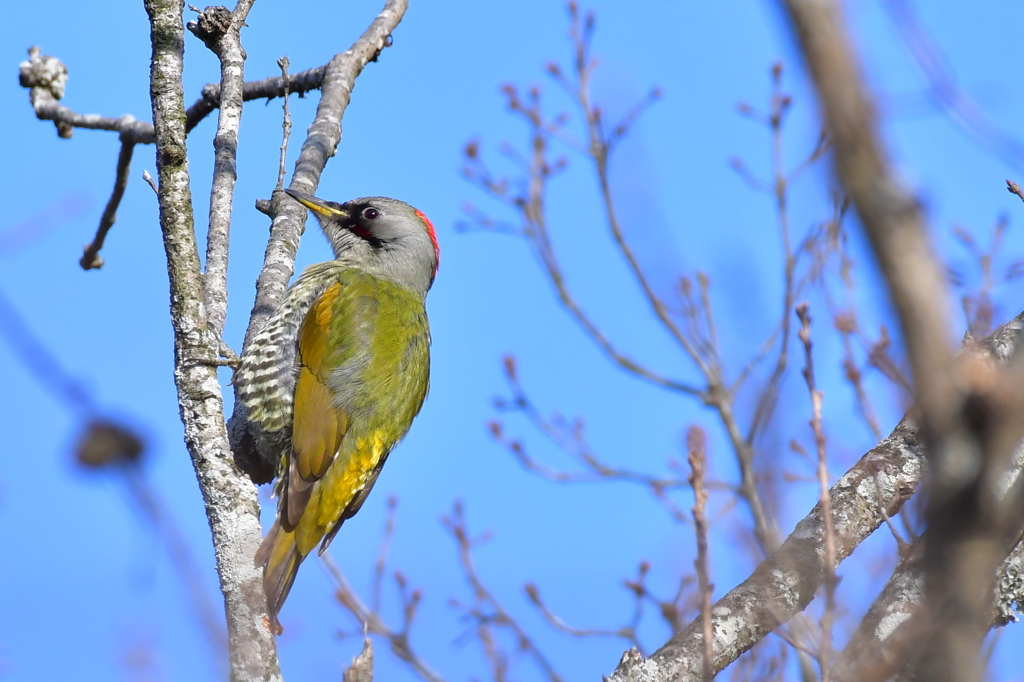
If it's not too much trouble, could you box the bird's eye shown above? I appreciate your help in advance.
[362,207,380,220]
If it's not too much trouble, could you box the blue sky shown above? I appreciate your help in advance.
[3,1,1024,680]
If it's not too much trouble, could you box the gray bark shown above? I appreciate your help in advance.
[143,0,281,678]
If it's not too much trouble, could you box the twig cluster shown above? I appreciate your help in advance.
[322,497,446,682]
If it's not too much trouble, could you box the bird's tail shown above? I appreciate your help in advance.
[255,520,303,629]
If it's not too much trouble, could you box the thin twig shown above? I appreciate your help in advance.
[142,169,159,194]
[80,139,135,270]
[275,56,292,191]
[1007,180,1024,205]
[746,63,798,445]
[490,357,689,490]
[525,583,644,652]
[322,553,447,682]
[796,303,836,682]
[687,426,714,682]
[568,8,708,372]
[462,91,702,396]
[445,502,563,682]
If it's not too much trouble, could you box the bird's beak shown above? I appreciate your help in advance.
[284,189,349,219]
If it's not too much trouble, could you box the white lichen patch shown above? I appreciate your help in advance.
[856,476,882,502]
[713,613,744,650]
[876,609,911,641]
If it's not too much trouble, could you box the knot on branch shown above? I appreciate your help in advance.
[80,249,104,270]
[612,647,645,678]
[369,34,395,63]
[254,197,274,217]
[19,46,72,137]
[186,5,233,51]
[19,46,67,99]
[254,189,294,219]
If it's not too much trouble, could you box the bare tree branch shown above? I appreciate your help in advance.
[445,502,564,682]
[687,427,714,682]
[80,138,135,270]
[142,0,280,678]
[780,3,1024,681]
[17,29,385,273]
[194,1,256,336]
[796,303,837,682]
[605,306,1024,681]
[322,550,447,682]
[184,62,330,134]
[831,546,923,682]
[19,43,336,146]
[607,411,924,682]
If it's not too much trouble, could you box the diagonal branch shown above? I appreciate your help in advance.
[602,308,1024,682]
[80,137,135,270]
[184,63,330,134]
[607,413,925,682]
[18,43,362,272]
[831,449,1024,682]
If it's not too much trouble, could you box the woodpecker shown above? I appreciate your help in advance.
[234,189,439,626]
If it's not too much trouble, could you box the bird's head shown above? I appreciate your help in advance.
[285,189,439,297]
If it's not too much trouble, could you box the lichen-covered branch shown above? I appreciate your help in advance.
[193,1,257,336]
[18,40,354,272]
[19,43,336,146]
[607,415,924,682]
[601,309,1024,681]
[831,547,923,682]
[142,0,280,679]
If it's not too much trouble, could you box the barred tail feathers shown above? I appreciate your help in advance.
[255,520,304,625]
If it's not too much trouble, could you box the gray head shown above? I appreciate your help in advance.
[285,189,439,298]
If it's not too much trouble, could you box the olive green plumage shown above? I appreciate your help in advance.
[235,190,439,627]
